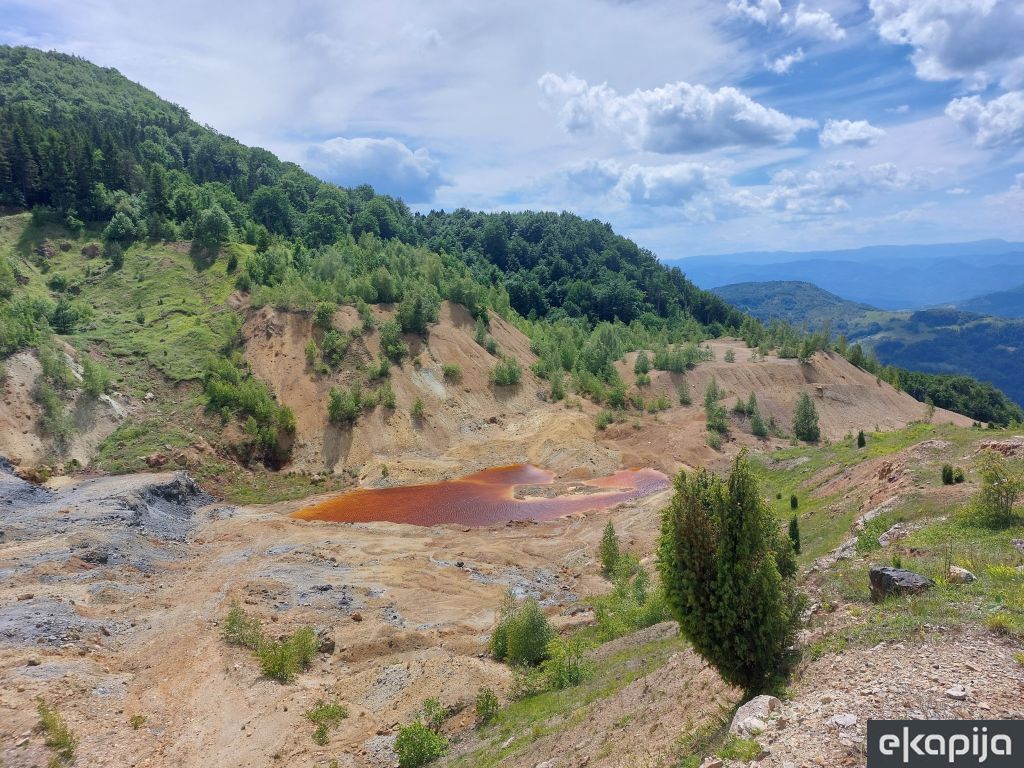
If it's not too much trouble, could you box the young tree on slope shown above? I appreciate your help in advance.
[792,392,820,442]
[658,451,801,693]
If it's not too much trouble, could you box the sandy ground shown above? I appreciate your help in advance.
[0,463,676,768]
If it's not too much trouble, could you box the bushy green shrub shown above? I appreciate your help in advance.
[306,700,348,745]
[540,635,590,689]
[313,301,335,330]
[204,356,293,463]
[411,397,425,419]
[223,603,264,649]
[595,410,615,431]
[971,450,1023,527]
[475,687,499,727]
[420,698,446,732]
[490,357,522,386]
[380,319,408,360]
[490,591,554,667]
[441,363,462,382]
[81,356,112,397]
[257,627,317,683]
[592,559,670,641]
[395,721,448,768]
[941,463,955,485]
[658,451,801,693]
[328,385,362,424]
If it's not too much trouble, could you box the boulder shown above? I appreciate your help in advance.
[878,523,907,548]
[869,566,934,602]
[730,695,781,735]
[316,628,336,655]
[947,566,976,584]
[945,685,968,701]
[1012,539,1024,555]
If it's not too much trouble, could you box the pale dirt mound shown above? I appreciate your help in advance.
[0,347,130,468]
[243,302,622,481]
[601,340,974,476]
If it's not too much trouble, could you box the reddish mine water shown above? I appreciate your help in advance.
[292,464,670,527]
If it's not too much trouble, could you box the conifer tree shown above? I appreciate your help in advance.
[658,452,800,692]
[792,392,820,442]
[788,516,801,555]
[599,521,620,576]
[856,430,866,448]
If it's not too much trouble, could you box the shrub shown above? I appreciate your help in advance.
[258,627,317,683]
[540,635,590,689]
[790,494,798,510]
[321,329,348,367]
[397,284,441,335]
[592,561,670,641]
[475,687,499,727]
[971,450,1023,527]
[941,464,955,485]
[306,700,348,745]
[490,591,554,667]
[81,356,112,397]
[304,339,318,366]
[313,301,335,330]
[420,698,446,732]
[377,381,397,409]
[704,379,728,434]
[635,372,650,387]
[788,516,801,555]
[441,363,462,382]
[105,242,125,270]
[37,699,77,766]
[793,393,820,442]
[599,521,620,576]
[658,451,801,693]
[490,357,522,387]
[751,412,768,438]
[550,373,566,401]
[379,319,408,360]
[706,431,723,451]
[129,714,146,730]
[485,337,498,355]
[595,410,615,431]
[328,386,362,424]
[634,351,650,375]
[953,467,965,483]
[223,604,264,649]
[394,721,448,768]
[857,430,866,448]
[724,349,736,363]
[678,381,692,406]
[411,397,425,420]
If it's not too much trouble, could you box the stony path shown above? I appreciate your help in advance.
[747,629,1024,768]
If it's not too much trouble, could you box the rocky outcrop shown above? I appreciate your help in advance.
[730,694,781,736]
[869,567,934,601]
[947,566,976,584]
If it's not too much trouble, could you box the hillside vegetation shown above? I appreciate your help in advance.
[714,281,1024,417]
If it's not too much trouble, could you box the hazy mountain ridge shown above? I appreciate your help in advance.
[675,246,1024,310]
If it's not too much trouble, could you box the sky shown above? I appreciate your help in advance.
[2,0,1024,258]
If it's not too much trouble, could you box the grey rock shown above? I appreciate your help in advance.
[945,685,968,701]
[947,566,976,584]
[730,695,781,735]
[869,567,935,602]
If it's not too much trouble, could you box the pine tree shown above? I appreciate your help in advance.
[792,392,820,442]
[633,350,650,376]
[788,516,801,555]
[599,521,620,576]
[658,451,800,692]
[856,430,866,448]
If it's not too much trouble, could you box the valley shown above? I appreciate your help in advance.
[1,44,1023,768]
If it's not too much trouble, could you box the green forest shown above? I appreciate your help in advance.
[1,45,1021,431]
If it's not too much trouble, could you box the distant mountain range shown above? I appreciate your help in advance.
[713,280,1024,407]
[950,283,1024,318]
[671,241,1024,310]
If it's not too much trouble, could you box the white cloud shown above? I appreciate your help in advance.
[767,48,805,74]
[870,0,1024,86]
[305,137,446,201]
[946,187,970,195]
[760,161,914,215]
[791,4,846,41]
[887,104,910,114]
[946,91,1024,148]
[985,173,1024,212]
[538,73,816,153]
[728,0,782,25]
[819,118,886,147]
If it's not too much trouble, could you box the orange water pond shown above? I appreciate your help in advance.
[292,464,670,527]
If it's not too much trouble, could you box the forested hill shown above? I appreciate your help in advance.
[0,45,742,331]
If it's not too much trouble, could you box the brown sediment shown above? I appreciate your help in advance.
[291,464,669,526]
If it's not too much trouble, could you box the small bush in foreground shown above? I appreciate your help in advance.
[475,687,499,726]
[257,626,317,683]
[37,699,76,766]
[223,603,264,649]
[490,356,522,386]
[490,590,554,667]
[395,721,448,768]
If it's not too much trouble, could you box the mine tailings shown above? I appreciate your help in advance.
[292,464,669,526]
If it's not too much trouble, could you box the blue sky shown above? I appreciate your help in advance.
[2,0,1023,257]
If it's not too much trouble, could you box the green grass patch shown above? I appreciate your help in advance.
[447,632,689,768]
[37,699,77,766]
